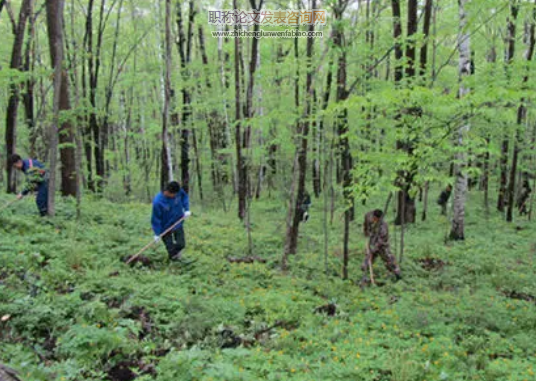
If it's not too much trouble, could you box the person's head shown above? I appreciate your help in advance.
[446,184,452,192]
[163,181,181,198]
[372,209,383,223]
[10,154,23,170]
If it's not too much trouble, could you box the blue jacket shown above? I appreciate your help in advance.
[151,189,190,236]
[21,158,47,196]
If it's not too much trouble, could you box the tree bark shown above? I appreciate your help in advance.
[333,0,353,279]
[45,0,67,215]
[506,1,536,222]
[161,0,174,189]
[284,0,315,256]
[233,0,245,219]
[405,0,418,79]
[391,0,403,83]
[419,0,434,77]
[498,1,518,212]
[450,0,472,240]
[5,0,32,193]
[176,0,195,193]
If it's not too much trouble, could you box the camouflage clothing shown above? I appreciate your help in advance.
[517,181,531,216]
[361,215,400,282]
[363,211,375,237]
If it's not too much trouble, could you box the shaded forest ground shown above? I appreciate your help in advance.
[1,191,536,381]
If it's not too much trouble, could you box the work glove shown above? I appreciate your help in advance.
[154,235,160,243]
[184,211,192,218]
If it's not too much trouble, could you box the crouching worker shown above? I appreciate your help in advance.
[361,209,401,286]
[152,181,191,262]
[10,154,49,216]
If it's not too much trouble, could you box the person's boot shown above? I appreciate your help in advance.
[169,250,183,262]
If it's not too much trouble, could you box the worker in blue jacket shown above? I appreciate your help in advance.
[10,154,49,216]
[151,181,191,261]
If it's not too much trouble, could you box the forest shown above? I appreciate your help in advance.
[1,0,536,380]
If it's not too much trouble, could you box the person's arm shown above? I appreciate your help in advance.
[181,189,190,213]
[151,201,163,236]
[363,213,370,237]
[21,168,41,196]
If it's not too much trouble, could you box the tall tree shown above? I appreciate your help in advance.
[405,0,419,78]
[420,0,434,77]
[45,0,67,215]
[284,0,316,259]
[506,0,536,222]
[391,0,403,83]
[450,0,472,240]
[5,0,32,193]
[161,0,174,189]
[176,0,195,193]
[498,1,518,212]
[233,0,245,219]
[333,0,353,279]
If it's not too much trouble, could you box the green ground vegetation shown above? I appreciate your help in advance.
[1,192,536,381]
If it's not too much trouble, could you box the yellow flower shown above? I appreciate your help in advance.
[356,353,361,359]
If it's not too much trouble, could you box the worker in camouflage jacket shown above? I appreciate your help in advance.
[517,179,531,216]
[361,209,401,285]
[10,154,48,216]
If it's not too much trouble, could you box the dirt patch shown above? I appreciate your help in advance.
[314,303,337,316]
[227,256,267,264]
[122,306,153,339]
[418,257,446,271]
[502,290,536,304]
[107,361,138,381]
[123,255,152,268]
[107,357,158,381]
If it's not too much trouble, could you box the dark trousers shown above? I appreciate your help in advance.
[162,227,186,259]
[36,181,48,216]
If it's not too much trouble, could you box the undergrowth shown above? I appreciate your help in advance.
[1,193,536,381]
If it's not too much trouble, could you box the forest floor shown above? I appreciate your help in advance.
[1,192,536,381]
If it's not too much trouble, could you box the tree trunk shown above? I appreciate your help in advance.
[176,0,195,193]
[333,0,353,279]
[498,1,519,212]
[233,0,246,219]
[421,181,429,221]
[5,0,32,193]
[284,0,315,256]
[161,0,174,189]
[22,4,36,155]
[405,0,418,79]
[391,0,403,83]
[450,0,471,240]
[314,53,334,198]
[507,2,536,222]
[419,0,434,77]
[46,0,67,216]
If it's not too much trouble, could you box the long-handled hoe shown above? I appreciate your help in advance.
[126,216,186,265]
[0,198,20,213]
